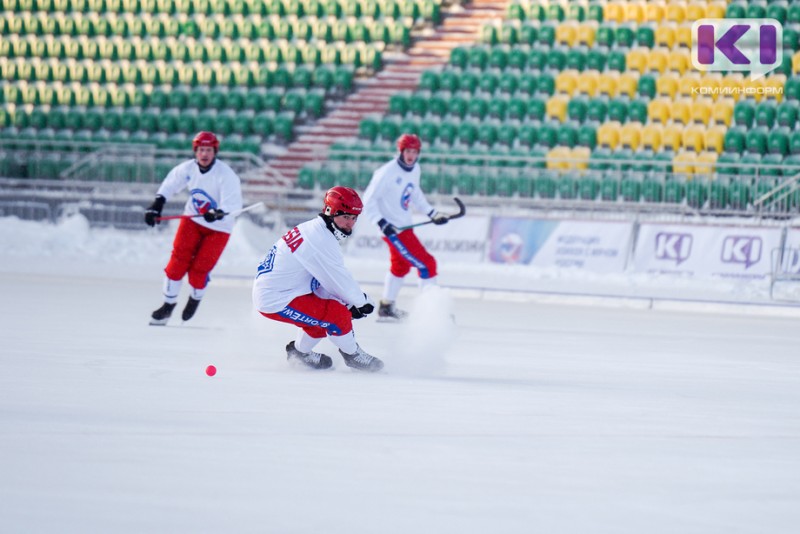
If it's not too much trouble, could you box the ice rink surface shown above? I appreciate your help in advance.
[1,216,800,533]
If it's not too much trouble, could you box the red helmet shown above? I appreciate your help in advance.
[323,186,363,217]
[192,131,220,152]
[397,133,421,152]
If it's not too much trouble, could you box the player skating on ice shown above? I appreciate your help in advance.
[362,133,449,321]
[252,186,383,372]
[144,131,243,325]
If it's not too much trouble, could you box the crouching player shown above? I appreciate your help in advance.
[252,186,383,372]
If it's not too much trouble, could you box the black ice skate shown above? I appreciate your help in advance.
[286,342,333,370]
[181,297,201,321]
[339,345,384,372]
[377,300,408,322]
[150,302,176,326]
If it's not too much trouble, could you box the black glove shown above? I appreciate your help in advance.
[144,195,166,227]
[430,211,449,225]
[378,218,396,237]
[349,295,375,319]
[203,208,226,222]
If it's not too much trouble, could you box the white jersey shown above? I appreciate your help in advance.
[156,158,243,234]
[252,216,370,313]
[362,157,435,229]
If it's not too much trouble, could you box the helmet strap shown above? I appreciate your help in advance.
[320,214,351,241]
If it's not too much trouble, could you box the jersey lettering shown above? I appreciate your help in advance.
[282,227,304,252]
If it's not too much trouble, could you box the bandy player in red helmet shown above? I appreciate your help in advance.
[362,133,449,320]
[144,131,243,325]
[252,186,383,372]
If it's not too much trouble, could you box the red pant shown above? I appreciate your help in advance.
[164,219,230,289]
[260,293,353,338]
[383,229,437,279]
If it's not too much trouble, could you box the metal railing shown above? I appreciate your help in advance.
[303,147,800,218]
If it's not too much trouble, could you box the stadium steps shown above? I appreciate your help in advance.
[260,0,510,185]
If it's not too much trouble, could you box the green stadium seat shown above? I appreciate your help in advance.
[726,2,746,18]
[358,117,380,141]
[734,101,755,127]
[535,174,557,199]
[707,182,729,209]
[418,121,438,144]
[662,179,685,203]
[755,102,777,128]
[746,129,768,155]
[642,178,663,203]
[685,181,708,208]
[727,179,751,209]
[578,176,599,200]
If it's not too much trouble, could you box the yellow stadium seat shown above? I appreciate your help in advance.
[671,100,691,125]
[720,75,743,102]
[626,2,645,23]
[657,74,679,98]
[572,147,591,170]
[547,146,572,170]
[546,95,569,122]
[577,71,599,97]
[655,26,675,48]
[668,50,689,75]
[675,25,692,48]
[577,24,596,47]
[673,151,696,174]
[597,72,619,98]
[620,122,642,150]
[649,99,671,124]
[555,71,578,96]
[626,49,648,75]
[662,124,684,151]
[686,4,705,21]
[690,100,711,125]
[666,3,686,23]
[605,2,625,23]
[641,124,663,151]
[556,22,578,47]
[695,152,718,175]
[699,74,721,100]
[617,73,638,98]
[682,125,705,152]
[711,100,734,126]
[705,125,726,154]
[744,76,765,102]
[647,50,668,74]
[645,3,664,23]
[678,75,701,99]
[764,75,786,102]
[597,121,621,149]
[706,2,726,19]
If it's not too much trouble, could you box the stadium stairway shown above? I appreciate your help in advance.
[262,0,510,185]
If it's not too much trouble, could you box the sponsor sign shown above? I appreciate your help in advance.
[488,218,632,273]
[633,224,782,279]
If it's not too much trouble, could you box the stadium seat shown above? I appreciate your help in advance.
[661,125,684,152]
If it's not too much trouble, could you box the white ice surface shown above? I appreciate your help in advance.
[1,215,800,533]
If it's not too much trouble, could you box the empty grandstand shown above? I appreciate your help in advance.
[2,0,800,220]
